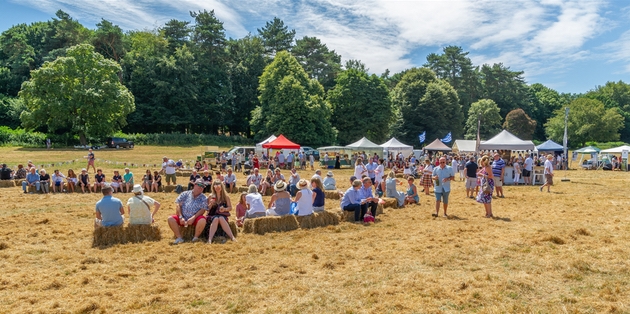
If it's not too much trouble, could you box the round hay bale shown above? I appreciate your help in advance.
[92,225,127,247]
[0,180,15,188]
[324,190,341,200]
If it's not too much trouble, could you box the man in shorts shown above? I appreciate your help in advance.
[492,153,505,198]
[522,153,533,185]
[540,154,554,193]
[167,179,208,244]
[432,157,455,217]
[464,156,478,199]
[162,156,177,185]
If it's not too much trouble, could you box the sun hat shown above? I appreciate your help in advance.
[194,179,206,188]
[274,181,287,191]
[132,184,143,194]
[297,179,309,189]
[326,171,333,177]
[81,168,87,172]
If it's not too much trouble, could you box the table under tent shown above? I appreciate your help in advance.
[479,130,536,185]
[317,146,352,168]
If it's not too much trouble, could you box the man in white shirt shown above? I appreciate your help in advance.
[224,168,237,193]
[161,156,177,185]
[523,153,533,185]
[540,154,554,193]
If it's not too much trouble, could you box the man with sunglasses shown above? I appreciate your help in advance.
[432,157,455,218]
[167,179,208,244]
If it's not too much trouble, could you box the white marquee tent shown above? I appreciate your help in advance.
[601,145,630,154]
[256,135,277,153]
[346,137,384,155]
[452,140,477,154]
[478,130,535,151]
[380,137,413,156]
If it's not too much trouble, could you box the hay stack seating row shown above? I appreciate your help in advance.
[92,224,162,247]
[242,210,340,235]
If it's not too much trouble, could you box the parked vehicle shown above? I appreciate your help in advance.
[227,146,256,164]
[106,137,134,149]
[302,146,320,161]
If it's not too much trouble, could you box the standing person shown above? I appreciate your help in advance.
[85,149,96,173]
[94,184,124,229]
[123,168,134,193]
[451,157,459,181]
[421,159,434,195]
[523,153,533,185]
[432,157,455,217]
[161,157,177,186]
[354,158,367,179]
[513,159,522,185]
[220,152,228,172]
[288,168,300,197]
[476,156,494,218]
[46,138,51,150]
[127,184,160,225]
[309,154,315,170]
[366,159,378,185]
[540,154,554,192]
[492,153,506,198]
[167,179,208,244]
[465,156,478,199]
[22,167,41,193]
[223,168,237,193]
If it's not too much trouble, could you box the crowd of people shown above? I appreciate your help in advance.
[1,148,564,245]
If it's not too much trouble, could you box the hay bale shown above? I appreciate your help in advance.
[237,186,249,193]
[376,204,384,215]
[241,215,299,235]
[264,188,274,196]
[14,179,24,186]
[298,210,340,229]
[0,180,15,188]
[395,173,405,178]
[324,190,341,200]
[163,185,177,193]
[381,198,398,209]
[341,210,356,222]
[175,171,184,177]
[125,224,162,243]
[229,220,238,238]
[180,225,197,241]
[92,225,126,247]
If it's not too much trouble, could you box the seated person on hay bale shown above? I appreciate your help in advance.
[292,179,313,216]
[0,163,12,180]
[323,171,336,190]
[238,184,267,226]
[246,168,263,191]
[187,170,201,191]
[22,167,40,193]
[267,181,291,216]
[288,168,300,197]
[311,177,325,212]
[359,176,378,219]
[167,179,208,244]
[224,168,237,193]
[340,179,365,222]
[127,184,160,225]
[206,180,237,242]
[94,184,124,229]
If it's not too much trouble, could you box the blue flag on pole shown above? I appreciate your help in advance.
[441,132,452,143]
[418,131,426,144]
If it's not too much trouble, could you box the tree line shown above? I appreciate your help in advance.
[0,10,627,147]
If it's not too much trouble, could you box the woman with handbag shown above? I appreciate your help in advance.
[206,180,237,242]
[476,156,494,218]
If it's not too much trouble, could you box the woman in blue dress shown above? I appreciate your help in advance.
[404,177,419,205]
[385,171,405,207]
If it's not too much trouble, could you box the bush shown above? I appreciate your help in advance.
[0,126,47,147]
[584,141,628,150]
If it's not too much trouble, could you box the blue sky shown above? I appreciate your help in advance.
[1,0,629,94]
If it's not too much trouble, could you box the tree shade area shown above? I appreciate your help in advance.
[0,10,628,147]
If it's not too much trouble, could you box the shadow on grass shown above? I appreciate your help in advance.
[570,181,603,186]
[446,215,467,221]
[492,216,511,222]
[15,147,88,152]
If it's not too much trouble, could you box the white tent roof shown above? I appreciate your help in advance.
[346,137,381,148]
[478,130,535,151]
[380,137,413,149]
[601,145,630,153]
[256,135,277,151]
[452,140,477,153]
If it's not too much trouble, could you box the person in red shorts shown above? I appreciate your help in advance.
[167,179,208,244]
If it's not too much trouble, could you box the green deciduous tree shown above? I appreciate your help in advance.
[503,108,536,140]
[0,95,26,129]
[391,67,464,144]
[528,83,575,140]
[480,63,531,118]
[252,51,335,146]
[584,81,630,142]
[19,44,135,145]
[328,68,392,145]
[464,99,502,140]
[292,36,342,91]
[545,98,624,147]
[257,17,295,57]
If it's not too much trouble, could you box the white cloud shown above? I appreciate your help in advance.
[601,30,630,72]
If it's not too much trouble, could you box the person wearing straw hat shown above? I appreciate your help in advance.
[540,154,554,193]
[128,184,160,225]
[94,184,124,229]
[293,179,313,216]
[267,181,291,216]
[167,179,208,244]
[323,171,336,190]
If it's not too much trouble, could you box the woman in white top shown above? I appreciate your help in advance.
[354,158,367,179]
[293,179,313,216]
[245,184,267,218]
[374,159,385,185]
[127,184,160,224]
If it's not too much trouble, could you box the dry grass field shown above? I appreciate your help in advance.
[1,146,629,313]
